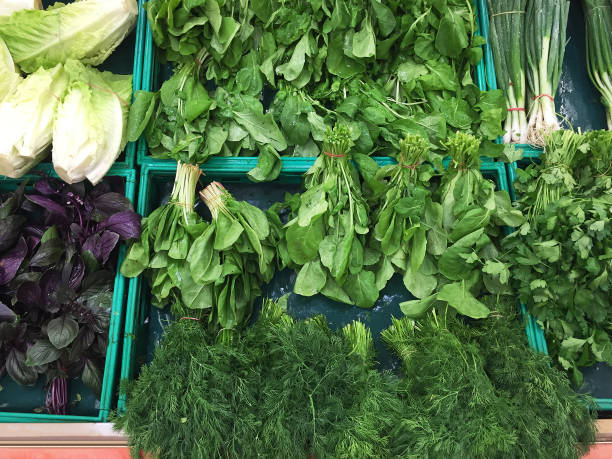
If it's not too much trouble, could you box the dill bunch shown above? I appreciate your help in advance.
[384,302,597,459]
[114,299,402,459]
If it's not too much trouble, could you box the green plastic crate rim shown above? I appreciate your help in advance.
[116,159,541,413]
[0,0,149,178]
[0,166,138,423]
[135,0,492,166]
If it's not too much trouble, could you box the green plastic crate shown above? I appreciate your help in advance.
[478,0,607,160]
[0,166,138,422]
[117,159,541,412]
[135,0,491,166]
[1,0,148,177]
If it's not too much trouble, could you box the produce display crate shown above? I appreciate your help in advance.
[505,161,612,412]
[1,0,149,176]
[134,0,491,166]
[0,166,138,422]
[478,0,608,159]
[117,159,544,411]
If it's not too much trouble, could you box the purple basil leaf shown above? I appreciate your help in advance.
[97,211,141,240]
[0,237,27,285]
[91,193,133,221]
[34,178,58,196]
[0,321,17,339]
[6,348,39,386]
[81,231,119,265]
[17,281,42,306]
[70,223,85,243]
[40,271,61,308]
[0,302,16,321]
[29,236,63,268]
[0,215,26,252]
[26,195,69,222]
[69,255,85,290]
[26,235,41,254]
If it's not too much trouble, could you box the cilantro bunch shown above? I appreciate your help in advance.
[504,130,612,385]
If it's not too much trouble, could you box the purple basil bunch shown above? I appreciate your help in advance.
[0,175,140,414]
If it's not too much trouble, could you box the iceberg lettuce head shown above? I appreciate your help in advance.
[0,63,67,177]
[0,0,137,73]
[0,35,21,103]
[53,60,131,185]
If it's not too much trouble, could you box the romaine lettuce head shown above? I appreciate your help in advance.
[0,63,67,177]
[0,0,42,17]
[0,35,21,103]
[0,0,137,73]
[53,60,132,185]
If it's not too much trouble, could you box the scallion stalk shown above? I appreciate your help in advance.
[525,0,570,146]
[487,0,528,143]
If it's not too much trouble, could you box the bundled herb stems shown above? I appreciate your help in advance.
[584,0,612,131]
[525,0,570,146]
[487,0,528,143]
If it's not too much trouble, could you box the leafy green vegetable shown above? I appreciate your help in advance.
[0,63,68,178]
[53,60,132,185]
[504,130,612,385]
[114,298,402,459]
[121,164,276,328]
[115,297,596,458]
[0,0,138,73]
[272,125,378,307]
[0,36,21,103]
[129,0,506,179]
[383,301,596,458]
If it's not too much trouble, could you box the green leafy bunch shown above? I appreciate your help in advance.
[365,134,437,295]
[121,162,205,312]
[114,297,404,459]
[194,181,276,328]
[383,302,596,459]
[121,164,276,329]
[504,129,612,385]
[145,0,253,80]
[127,62,287,165]
[131,0,507,182]
[398,132,524,320]
[115,297,596,458]
[516,129,589,220]
[272,124,379,308]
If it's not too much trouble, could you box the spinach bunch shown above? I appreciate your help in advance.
[273,125,379,308]
[383,302,596,459]
[127,63,286,165]
[503,130,612,385]
[132,0,507,182]
[366,135,438,295]
[145,0,253,80]
[0,175,140,413]
[193,181,276,328]
[121,163,207,312]
[121,165,275,329]
[400,132,524,319]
